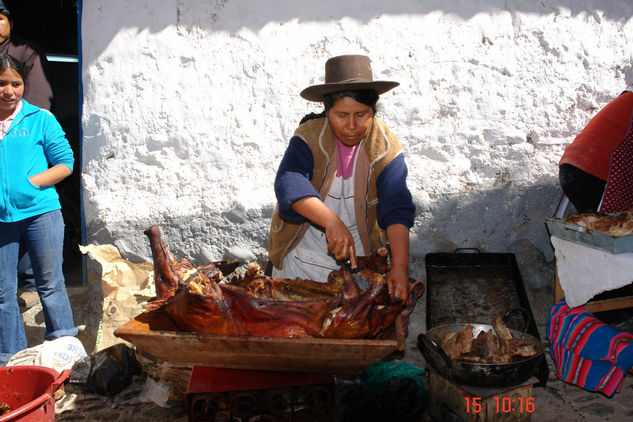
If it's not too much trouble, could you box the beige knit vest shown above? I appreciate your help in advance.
[268,116,403,269]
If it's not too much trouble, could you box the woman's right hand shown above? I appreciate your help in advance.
[291,196,355,261]
[324,216,355,261]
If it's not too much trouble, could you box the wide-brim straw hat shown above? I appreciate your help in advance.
[300,55,399,102]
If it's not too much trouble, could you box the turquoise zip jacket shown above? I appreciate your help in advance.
[0,99,74,222]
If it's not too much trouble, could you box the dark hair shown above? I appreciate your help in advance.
[323,89,379,113]
[0,53,27,82]
[299,89,379,124]
[0,0,10,20]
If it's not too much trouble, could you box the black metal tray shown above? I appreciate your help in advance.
[424,248,548,385]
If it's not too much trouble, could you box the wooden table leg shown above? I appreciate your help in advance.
[555,267,563,302]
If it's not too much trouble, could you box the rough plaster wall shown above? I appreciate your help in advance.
[80,0,633,289]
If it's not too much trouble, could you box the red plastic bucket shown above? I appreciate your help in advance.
[0,366,70,422]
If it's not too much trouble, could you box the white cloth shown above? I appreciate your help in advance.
[552,236,633,307]
[273,151,365,282]
[6,336,87,372]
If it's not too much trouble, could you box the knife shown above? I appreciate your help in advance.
[347,254,369,290]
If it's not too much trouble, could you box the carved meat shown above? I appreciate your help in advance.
[143,225,405,339]
[493,315,513,354]
[438,319,540,364]
[565,210,633,236]
[467,329,500,363]
[440,324,474,359]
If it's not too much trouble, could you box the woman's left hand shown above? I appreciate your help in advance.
[385,224,411,302]
[388,263,410,302]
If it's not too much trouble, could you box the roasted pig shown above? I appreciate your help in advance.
[143,225,407,339]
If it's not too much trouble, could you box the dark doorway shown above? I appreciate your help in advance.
[7,0,82,284]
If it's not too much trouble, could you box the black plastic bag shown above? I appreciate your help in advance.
[87,343,142,396]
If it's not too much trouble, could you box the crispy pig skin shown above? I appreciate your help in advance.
[143,225,405,339]
[163,281,331,338]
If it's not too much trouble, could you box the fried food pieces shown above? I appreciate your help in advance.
[438,317,538,364]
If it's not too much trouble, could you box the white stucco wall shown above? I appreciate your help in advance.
[80,0,633,288]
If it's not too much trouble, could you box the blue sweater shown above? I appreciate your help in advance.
[275,136,415,230]
[0,100,74,222]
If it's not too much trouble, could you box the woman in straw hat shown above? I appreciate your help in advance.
[268,55,415,301]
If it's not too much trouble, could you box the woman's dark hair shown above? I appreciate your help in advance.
[322,89,379,113]
[299,89,379,124]
[0,53,28,82]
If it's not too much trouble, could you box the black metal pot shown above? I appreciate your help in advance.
[417,322,545,388]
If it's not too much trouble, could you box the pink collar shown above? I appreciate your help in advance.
[335,137,360,179]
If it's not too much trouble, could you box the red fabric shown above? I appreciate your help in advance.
[560,92,633,181]
[599,121,633,213]
[547,299,633,397]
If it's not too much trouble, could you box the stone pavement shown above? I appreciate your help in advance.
[12,268,633,421]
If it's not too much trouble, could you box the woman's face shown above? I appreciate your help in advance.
[0,67,23,116]
[326,96,373,146]
[0,14,11,44]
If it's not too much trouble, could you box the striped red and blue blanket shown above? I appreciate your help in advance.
[547,299,633,397]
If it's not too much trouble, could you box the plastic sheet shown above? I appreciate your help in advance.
[336,361,427,422]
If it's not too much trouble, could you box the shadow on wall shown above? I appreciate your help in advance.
[409,183,562,290]
[84,202,276,276]
[84,182,563,293]
[81,0,633,67]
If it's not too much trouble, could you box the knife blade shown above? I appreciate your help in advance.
[347,254,369,290]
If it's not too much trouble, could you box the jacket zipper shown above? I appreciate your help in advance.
[1,109,28,220]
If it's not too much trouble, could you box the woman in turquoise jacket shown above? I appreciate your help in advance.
[0,54,77,355]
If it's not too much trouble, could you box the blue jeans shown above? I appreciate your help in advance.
[0,210,77,354]
[0,352,10,366]
[18,242,36,291]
